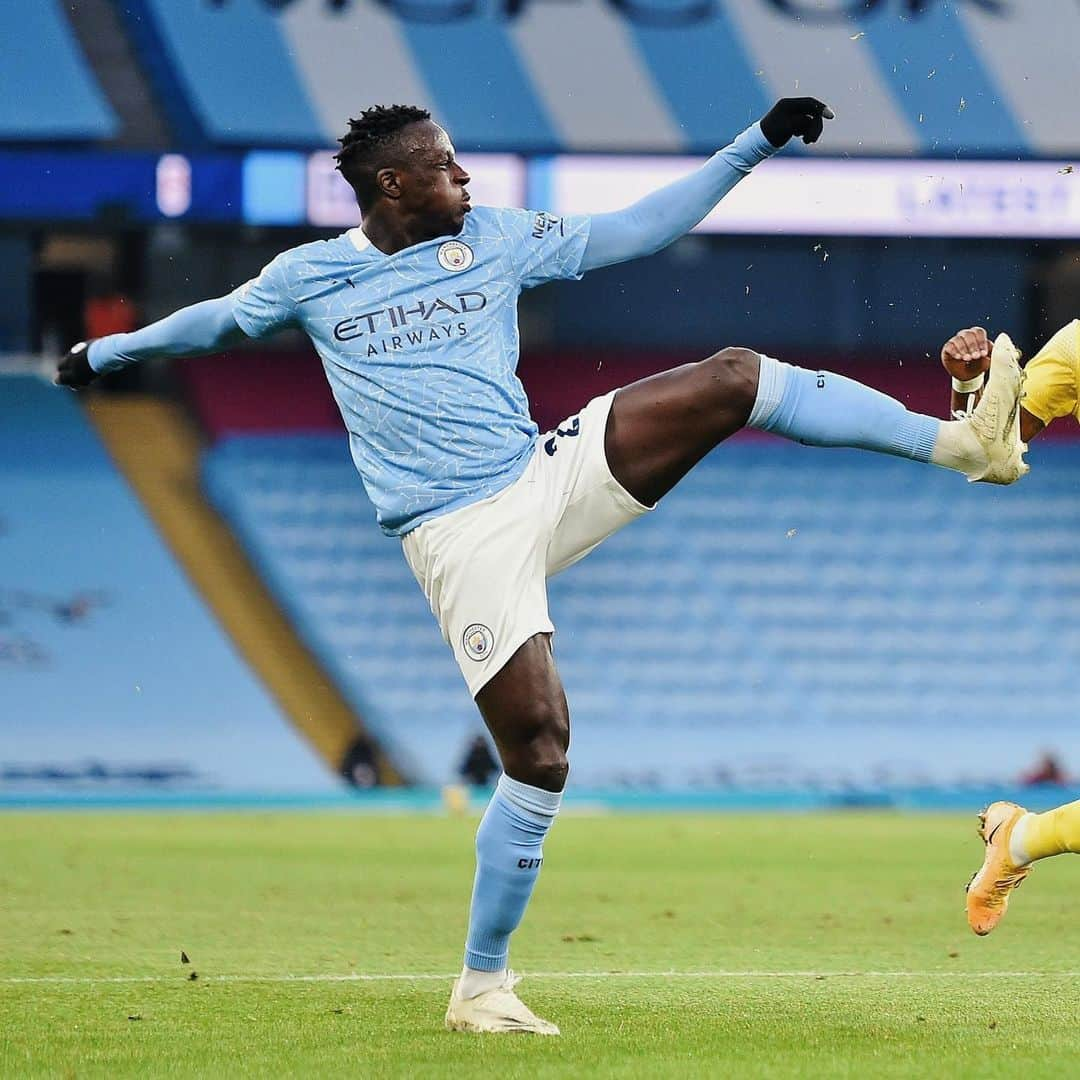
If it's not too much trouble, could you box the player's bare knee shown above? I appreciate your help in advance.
[699,347,760,414]
[503,747,568,792]
[520,723,569,791]
[517,753,568,793]
[502,702,569,791]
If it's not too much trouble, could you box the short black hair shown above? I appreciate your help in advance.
[335,105,432,208]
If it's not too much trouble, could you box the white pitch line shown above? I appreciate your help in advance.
[3,970,1079,986]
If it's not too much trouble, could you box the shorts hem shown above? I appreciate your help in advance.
[1018,400,1055,427]
[467,619,555,699]
[597,389,657,516]
[605,474,654,518]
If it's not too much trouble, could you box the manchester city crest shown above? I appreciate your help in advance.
[462,623,494,661]
[437,240,474,273]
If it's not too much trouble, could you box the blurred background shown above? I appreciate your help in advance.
[3,0,1080,809]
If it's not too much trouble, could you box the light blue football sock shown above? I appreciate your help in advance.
[748,354,940,462]
[463,773,562,974]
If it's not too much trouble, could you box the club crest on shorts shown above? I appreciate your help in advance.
[437,240,474,273]
[462,623,494,661]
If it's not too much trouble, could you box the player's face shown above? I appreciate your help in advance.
[398,122,472,235]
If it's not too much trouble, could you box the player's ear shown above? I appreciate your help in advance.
[376,167,403,201]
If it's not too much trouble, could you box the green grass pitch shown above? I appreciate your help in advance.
[2,811,1078,1077]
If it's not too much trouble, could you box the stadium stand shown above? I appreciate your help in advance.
[1,1,117,141]
[85,393,391,785]
[118,0,322,146]
[0,377,335,796]
[55,1,1080,155]
[204,422,1080,790]
[65,0,170,148]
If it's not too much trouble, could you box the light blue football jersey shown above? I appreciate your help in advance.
[230,207,590,536]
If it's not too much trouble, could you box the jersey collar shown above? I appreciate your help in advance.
[347,227,371,254]
[346,220,472,257]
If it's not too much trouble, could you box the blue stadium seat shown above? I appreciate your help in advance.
[0,380,333,796]
[204,436,1080,789]
[0,1,117,140]
[122,0,321,145]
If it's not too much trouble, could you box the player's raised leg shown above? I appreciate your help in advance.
[445,634,566,1035]
[604,335,1027,508]
[966,799,1080,935]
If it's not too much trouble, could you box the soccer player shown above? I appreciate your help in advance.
[58,102,1027,1034]
[942,321,1080,936]
[941,320,1080,446]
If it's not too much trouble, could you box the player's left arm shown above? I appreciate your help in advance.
[580,98,834,272]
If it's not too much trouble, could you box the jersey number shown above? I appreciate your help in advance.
[544,417,580,456]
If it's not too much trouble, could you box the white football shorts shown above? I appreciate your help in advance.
[402,390,652,697]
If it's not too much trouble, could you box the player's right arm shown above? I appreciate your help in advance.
[941,322,1080,443]
[55,253,297,389]
[55,297,245,388]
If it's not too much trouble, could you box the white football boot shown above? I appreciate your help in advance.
[445,971,560,1035]
[959,331,1029,484]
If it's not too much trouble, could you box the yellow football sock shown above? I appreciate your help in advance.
[1015,800,1080,863]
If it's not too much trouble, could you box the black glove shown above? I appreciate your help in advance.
[55,341,98,390]
[760,98,835,148]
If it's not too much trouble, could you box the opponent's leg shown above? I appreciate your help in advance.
[605,339,1026,507]
[446,634,567,1035]
[1013,800,1080,862]
[967,798,1080,936]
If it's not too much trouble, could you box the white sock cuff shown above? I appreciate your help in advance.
[1009,812,1034,866]
[747,353,789,429]
[497,773,563,818]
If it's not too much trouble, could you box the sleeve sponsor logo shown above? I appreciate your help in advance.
[531,212,564,240]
